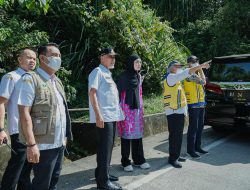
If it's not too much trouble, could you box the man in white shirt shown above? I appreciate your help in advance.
[89,48,124,190]
[0,48,36,190]
[18,43,72,190]
[163,60,209,168]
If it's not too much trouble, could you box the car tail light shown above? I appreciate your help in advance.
[205,82,223,95]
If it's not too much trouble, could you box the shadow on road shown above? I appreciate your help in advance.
[58,157,169,190]
[154,127,250,167]
[196,130,250,166]
[58,127,250,189]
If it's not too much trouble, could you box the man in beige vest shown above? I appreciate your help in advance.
[18,43,73,190]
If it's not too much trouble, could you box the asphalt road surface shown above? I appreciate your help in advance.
[58,127,250,190]
[132,130,250,190]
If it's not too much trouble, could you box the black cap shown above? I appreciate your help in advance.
[100,48,118,56]
[187,55,198,63]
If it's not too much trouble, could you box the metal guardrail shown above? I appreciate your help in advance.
[3,108,89,115]
[68,108,89,112]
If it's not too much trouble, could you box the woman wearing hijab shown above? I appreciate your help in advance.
[117,55,150,172]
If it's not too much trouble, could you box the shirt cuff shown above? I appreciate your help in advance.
[89,85,98,91]
[184,68,191,77]
[0,94,10,100]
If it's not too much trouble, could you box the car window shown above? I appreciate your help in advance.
[209,61,250,82]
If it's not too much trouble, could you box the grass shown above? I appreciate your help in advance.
[71,93,164,122]
[143,93,164,115]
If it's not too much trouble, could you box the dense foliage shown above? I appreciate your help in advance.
[0,12,48,73]
[0,0,249,108]
[146,0,250,62]
[0,0,188,108]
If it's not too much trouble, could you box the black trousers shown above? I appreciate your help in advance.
[167,114,185,162]
[1,134,32,190]
[32,146,65,190]
[95,122,116,185]
[121,138,146,167]
[187,108,205,153]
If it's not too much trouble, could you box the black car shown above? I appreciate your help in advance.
[205,54,250,131]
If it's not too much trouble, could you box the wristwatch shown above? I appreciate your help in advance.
[26,143,36,147]
[0,128,4,133]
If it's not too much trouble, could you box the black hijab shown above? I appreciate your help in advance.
[117,55,141,109]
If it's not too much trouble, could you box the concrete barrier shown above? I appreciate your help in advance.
[70,112,167,155]
[0,112,168,182]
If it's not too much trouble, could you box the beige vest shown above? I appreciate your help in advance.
[20,71,72,144]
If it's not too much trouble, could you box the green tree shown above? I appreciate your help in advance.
[0,11,48,73]
[177,0,250,61]
[9,0,187,100]
[0,0,189,107]
[143,0,225,27]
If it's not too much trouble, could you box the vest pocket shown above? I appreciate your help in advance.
[32,116,48,135]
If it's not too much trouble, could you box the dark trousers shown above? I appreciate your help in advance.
[187,108,205,153]
[1,134,32,190]
[32,146,65,190]
[121,138,146,167]
[95,122,116,185]
[167,114,185,162]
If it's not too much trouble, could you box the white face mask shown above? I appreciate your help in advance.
[47,56,61,71]
[191,62,199,67]
[109,64,115,69]
[176,68,183,74]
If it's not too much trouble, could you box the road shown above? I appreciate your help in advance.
[58,127,250,190]
[133,131,250,190]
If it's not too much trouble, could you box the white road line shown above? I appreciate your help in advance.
[76,184,95,189]
[124,133,237,190]
[203,133,236,151]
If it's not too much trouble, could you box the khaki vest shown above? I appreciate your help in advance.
[163,78,187,110]
[20,71,72,144]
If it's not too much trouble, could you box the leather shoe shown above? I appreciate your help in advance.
[168,160,182,168]
[97,181,122,190]
[196,148,209,154]
[109,175,119,181]
[187,152,201,159]
[178,157,186,162]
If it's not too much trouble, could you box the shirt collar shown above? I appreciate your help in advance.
[16,68,26,75]
[37,67,52,81]
[99,64,111,74]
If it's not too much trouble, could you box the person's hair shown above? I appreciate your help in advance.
[15,47,36,59]
[37,42,59,56]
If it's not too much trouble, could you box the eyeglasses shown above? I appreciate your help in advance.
[173,64,183,68]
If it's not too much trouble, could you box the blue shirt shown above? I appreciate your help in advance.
[88,64,125,123]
